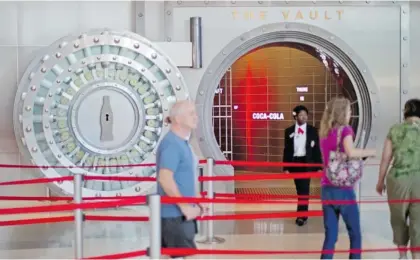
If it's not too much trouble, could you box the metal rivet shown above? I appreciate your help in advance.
[151,53,157,59]
[114,38,120,43]
[160,93,164,97]
[166,37,172,42]
[113,56,117,61]
[21,92,26,101]
[176,85,181,90]
[96,56,101,60]
[74,42,79,48]
[41,68,47,73]
[134,43,139,49]
[45,125,49,129]
[25,106,32,111]
[93,37,99,43]
[68,68,72,72]
[82,60,86,64]
[56,79,61,84]
[166,68,171,74]
[403,36,408,41]
[44,108,49,113]
[339,0,343,3]
[330,36,335,40]
[222,51,226,55]
[30,85,36,91]
[59,42,67,48]
[128,60,132,64]
[95,193,101,197]
[403,63,408,68]
[176,73,181,78]
[42,55,49,62]
[141,68,146,72]
[25,126,32,132]
[48,93,53,97]
[138,13,143,17]
[403,90,408,94]
[363,69,367,73]
[200,91,204,95]
[116,193,122,197]
[31,147,38,152]
[57,154,61,158]
[166,10,172,15]
[135,186,141,192]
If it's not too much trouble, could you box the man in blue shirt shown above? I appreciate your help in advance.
[157,100,205,258]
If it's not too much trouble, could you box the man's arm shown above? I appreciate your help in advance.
[157,145,186,209]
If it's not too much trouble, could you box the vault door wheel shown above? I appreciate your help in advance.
[14,29,189,197]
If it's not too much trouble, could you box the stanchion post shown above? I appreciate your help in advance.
[73,173,84,259]
[147,194,161,259]
[196,158,225,244]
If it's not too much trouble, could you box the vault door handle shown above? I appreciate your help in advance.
[100,95,114,142]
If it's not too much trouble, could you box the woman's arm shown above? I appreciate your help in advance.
[378,138,393,183]
[342,135,376,158]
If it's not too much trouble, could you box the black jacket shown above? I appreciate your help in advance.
[282,124,323,172]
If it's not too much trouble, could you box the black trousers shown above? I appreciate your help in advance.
[289,156,311,218]
[161,217,198,258]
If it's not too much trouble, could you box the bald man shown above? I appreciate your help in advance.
[157,101,205,259]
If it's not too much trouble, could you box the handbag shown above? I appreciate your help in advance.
[326,126,363,187]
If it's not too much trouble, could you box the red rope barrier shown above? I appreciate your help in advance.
[215,192,320,199]
[85,249,147,259]
[83,176,156,182]
[199,172,322,182]
[0,197,146,215]
[160,247,420,256]
[0,216,73,227]
[85,215,149,222]
[198,210,323,221]
[0,176,72,186]
[215,160,322,167]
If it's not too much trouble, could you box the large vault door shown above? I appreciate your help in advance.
[14,29,189,197]
[212,67,233,160]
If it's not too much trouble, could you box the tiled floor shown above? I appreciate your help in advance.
[0,172,402,259]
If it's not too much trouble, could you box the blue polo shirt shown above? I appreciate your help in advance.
[156,131,197,218]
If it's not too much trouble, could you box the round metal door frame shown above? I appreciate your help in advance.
[195,22,379,163]
[14,29,190,197]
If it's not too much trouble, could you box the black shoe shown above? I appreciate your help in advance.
[295,218,307,226]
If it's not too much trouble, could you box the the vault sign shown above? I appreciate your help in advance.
[232,8,344,21]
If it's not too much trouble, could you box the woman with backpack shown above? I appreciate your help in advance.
[318,96,376,259]
[376,99,420,260]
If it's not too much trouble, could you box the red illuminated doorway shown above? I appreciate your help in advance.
[212,44,360,174]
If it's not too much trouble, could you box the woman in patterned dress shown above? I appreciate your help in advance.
[377,98,420,259]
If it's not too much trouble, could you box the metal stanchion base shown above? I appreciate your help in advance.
[196,236,225,244]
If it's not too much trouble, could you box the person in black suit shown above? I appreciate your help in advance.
[283,105,322,226]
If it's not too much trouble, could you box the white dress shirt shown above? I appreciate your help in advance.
[293,123,307,157]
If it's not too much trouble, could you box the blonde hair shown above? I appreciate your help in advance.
[319,97,351,138]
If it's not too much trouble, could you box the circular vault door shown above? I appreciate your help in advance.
[14,29,189,197]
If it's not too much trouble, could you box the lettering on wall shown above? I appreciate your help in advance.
[252,112,285,120]
[296,86,309,93]
[232,9,344,21]
[215,88,224,94]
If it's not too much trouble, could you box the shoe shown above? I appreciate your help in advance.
[295,218,307,226]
